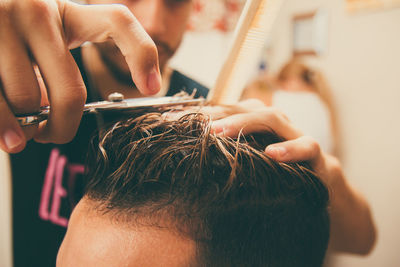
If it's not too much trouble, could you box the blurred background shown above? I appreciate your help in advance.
[1,0,400,266]
[171,1,400,265]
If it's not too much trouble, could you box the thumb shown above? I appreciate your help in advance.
[62,1,161,95]
[265,136,322,166]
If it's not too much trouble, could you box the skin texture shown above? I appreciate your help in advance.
[57,198,196,267]
[0,0,162,153]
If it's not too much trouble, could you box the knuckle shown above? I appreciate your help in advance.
[328,156,342,174]
[263,108,280,124]
[140,39,157,58]
[268,106,281,114]
[299,136,321,160]
[109,4,134,28]
[125,38,157,70]
[6,91,41,114]
[0,2,11,21]
[307,137,321,154]
[62,86,86,108]
[272,107,289,122]
[9,94,40,113]
[0,2,16,28]
[26,0,51,14]
[21,0,54,25]
[241,98,266,111]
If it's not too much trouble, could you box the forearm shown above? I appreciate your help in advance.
[328,171,376,255]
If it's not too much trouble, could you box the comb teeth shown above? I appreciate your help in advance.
[210,0,285,105]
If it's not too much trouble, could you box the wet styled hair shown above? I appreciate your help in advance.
[84,112,330,267]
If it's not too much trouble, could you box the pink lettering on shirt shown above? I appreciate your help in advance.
[39,148,85,228]
[49,155,68,227]
[39,149,59,221]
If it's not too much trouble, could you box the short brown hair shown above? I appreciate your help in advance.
[84,112,330,267]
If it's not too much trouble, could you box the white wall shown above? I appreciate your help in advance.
[170,31,233,89]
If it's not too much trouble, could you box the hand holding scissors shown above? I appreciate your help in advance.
[0,0,161,153]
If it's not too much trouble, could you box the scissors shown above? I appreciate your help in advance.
[16,92,205,127]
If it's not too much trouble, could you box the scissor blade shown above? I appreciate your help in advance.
[94,97,204,111]
[16,97,205,126]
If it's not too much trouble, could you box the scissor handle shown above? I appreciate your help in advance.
[16,111,49,126]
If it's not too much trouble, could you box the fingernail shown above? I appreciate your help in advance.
[3,129,23,150]
[212,125,224,134]
[265,146,287,158]
[211,122,225,135]
[147,67,161,94]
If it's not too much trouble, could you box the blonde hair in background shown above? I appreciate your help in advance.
[277,59,340,156]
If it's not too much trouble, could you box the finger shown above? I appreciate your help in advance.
[164,103,251,122]
[237,99,290,123]
[264,136,323,167]
[0,19,41,114]
[199,99,267,120]
[211,108,302,140]
[16,0,86,143]
[236,98,266,111]
[163,104,242,122]
[0,86,26,153]
[162,106,203,121]
[0,8,41,151]
[198,105,245,120]
[63,1,161,95]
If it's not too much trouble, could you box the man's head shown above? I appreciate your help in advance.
[57,112,330,267]
[86,0,193,78]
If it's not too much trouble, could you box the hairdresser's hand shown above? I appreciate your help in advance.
[209,99,323,171]
[211,99,376,255]
[0,0,161,153]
